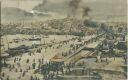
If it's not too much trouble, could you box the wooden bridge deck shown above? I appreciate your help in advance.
[64,33,105,63]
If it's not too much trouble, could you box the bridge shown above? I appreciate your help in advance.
[29,33,105,64]
[64,33,105,64]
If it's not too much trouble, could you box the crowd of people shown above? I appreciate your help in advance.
[1,51,44,80]
[1,34,84,80]
[1,18,127,80]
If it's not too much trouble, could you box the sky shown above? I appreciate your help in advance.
[1,0,127,22]
[1,0,126,10]
[1,0,42,11]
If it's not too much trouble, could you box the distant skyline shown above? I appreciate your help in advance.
[1,0,42,11]
[1,0,127,11]
[1,0,127,22]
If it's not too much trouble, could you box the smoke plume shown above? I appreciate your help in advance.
[42,0,47,6]
[68,0,91,18]
[82,6,91,18]
[68,0,81,17]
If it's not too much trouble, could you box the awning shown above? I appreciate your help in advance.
[1,53,9,57]
[50,55,64,62]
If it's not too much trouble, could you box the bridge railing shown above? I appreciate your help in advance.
[64,33,105,63]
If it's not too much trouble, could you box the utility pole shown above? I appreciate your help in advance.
[5,35,10,50]
[1,38,5,51]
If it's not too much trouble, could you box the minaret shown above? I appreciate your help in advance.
[42,0,47,12]
[17,0,20,8]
